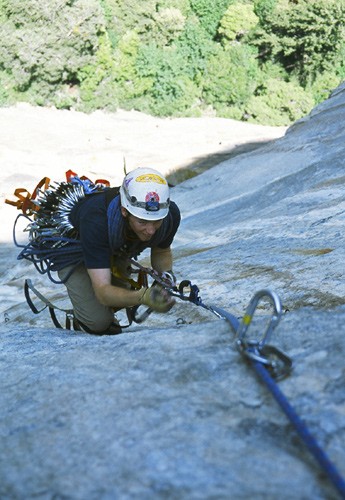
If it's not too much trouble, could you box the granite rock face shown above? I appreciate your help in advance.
[172,82,345,316]
[1,83,345,499]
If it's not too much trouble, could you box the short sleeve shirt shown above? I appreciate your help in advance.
[69,192,180,269]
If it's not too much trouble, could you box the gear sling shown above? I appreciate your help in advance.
[5,171,153,333]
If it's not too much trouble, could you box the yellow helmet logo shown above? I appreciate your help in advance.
[136,173,167,185]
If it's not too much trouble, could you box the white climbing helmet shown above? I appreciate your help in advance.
[120,167,170,221]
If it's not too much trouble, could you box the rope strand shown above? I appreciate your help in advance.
[252,360,345,499]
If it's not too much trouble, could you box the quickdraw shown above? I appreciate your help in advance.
[22,264,152,331]
[129,259,246,333]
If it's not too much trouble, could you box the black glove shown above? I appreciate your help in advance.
[139,283,175,313]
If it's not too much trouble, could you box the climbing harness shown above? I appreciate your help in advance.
[22,261,154,332]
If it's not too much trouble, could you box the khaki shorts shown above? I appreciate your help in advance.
[58,257,132,333]
[58,264,114,332]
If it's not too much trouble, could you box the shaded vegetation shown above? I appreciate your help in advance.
[0,0,344,125]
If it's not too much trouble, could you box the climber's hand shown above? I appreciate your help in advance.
[139,284,175,313]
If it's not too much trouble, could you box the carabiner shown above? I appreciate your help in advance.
[177,280,202,305]
[236,340,292,380]
[237,289,283,348]
[236,290,292,379]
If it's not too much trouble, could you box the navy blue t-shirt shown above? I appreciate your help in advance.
[69,192,180,269]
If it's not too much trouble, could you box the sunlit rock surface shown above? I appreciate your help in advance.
[1,83,345,499]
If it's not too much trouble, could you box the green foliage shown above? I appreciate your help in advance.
[0,0,105,104]
[78,32,118,112]
[109,0,157,38]
[99,0,120,47]
[244,78,315,126]
[0,0,6,22]
[202,44,260,107]
[135,43,201,116]
[253,0,278,22]
[190,0,231,37]
[108,1,190,46]
[214,104,244,121]
[150,8,186,46]
[218,3,259,43]
[176,20,216,81]
[111,30,153,105]
[307,73,343,105]
[157,0,191,15]
[0,70,16,106]
[0,0,343,124]
[251,0,345,86]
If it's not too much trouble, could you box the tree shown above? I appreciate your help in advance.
[135,42,200,115]
[189,0,231,37]
[253,0,278,23]
[244,78,314,125]
[150,8,186,46]
[0,0,342,124]
[218,3,259,43]
[251,0,345,86]
[0,0,105,107]
[202,44,260,107]
[111,30,153,107]
[176,19,216,81]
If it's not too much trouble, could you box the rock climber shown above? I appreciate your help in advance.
[57,167,181,334]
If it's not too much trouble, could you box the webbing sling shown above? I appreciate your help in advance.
[24,279,81,331]
[23,270,153,332]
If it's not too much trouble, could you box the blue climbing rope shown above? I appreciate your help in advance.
[137,272,345,498]
[252,359,345,498]
[234,290,345,499]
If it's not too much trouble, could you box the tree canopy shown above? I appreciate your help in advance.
[0,0,344,125]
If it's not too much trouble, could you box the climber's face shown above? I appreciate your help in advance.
[121,208,163,241]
